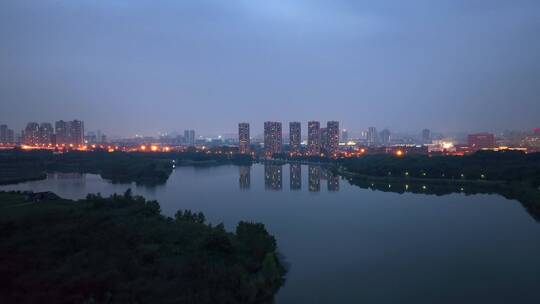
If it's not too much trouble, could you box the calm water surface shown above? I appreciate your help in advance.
[2,164,540,304]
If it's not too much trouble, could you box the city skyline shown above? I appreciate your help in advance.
[1,1,539,135]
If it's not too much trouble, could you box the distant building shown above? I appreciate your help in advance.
[341,129,348,143]
[238,123,250,154]
[184,130,195,146]
[308,121,321,155]
[70,120,85,146]
[24,122,40,145]
[289,122,301,154]
[55,120,68,145]
[367,127,378,146]
[468,133,495,150]
[327,121,339,154]
[39,123,54,145]
[54,120,84,146]
[320,127,328,154]
[0,124,15,144]
[379,129,391,146]
[263,121,282,155]
[422,129,431,144]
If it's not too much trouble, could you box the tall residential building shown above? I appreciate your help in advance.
[0,125,6,143]
[55,120,84,146]
[380,129,391,146]
[39,123,54,145]
[70,120,85,146]
[367,127,378,146]
[341,129,348,143]
[320,127,328,154]
[264,121,282,155]
[308,121,321,155]
[184,129,195,146]
[422,129,431,144]
[55,120,68,145]
[0,124,14,144]
[24,122,40,145]
[289,122,301,154]
[327,121,339,154]
[238,123,250,154]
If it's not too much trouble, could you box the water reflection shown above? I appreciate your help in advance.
[257,163,341,193]
[239,165,251,190]
[50,172,85,187]
[327,171,340,192]
[308,165,321,192]
[264,164,283,191]
[290,163,301,191]
[346,176,540,222]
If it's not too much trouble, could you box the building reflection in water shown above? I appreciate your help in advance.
[290,164,301,191]
[264,164,283,191]
[308,165,321,192]
[327,170,340,192]
[51,172,85,187]
[239,165,251,190]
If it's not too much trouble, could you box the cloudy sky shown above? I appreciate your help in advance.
[1,0,539,137]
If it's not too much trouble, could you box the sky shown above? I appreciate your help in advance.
[1,0,539,137]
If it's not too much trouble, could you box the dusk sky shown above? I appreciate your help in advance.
[1,0,539,137]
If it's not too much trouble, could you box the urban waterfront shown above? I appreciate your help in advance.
[2,164,540,303]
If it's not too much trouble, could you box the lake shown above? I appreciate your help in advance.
[2,163,540,303]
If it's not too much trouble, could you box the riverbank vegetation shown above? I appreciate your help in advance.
[0,149,253,185]
[340,151,540,188]
[0,190,287,303]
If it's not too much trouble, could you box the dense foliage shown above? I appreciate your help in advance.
[0,190,287,303]
[340,151,540,187]
[0,149,252,185]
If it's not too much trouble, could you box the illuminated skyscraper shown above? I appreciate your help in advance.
[24,122,40,145]
[55,120,68,145]
[39,123,54,145]
[289,122,301,154]
[308,121,320,155]
[238,123,250,154]
[327,121,339,154]
[320,127,328,154]
[367,127,378,147]
[264,121,282,155]
[70,120,85,146]
[55,120,84,146]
